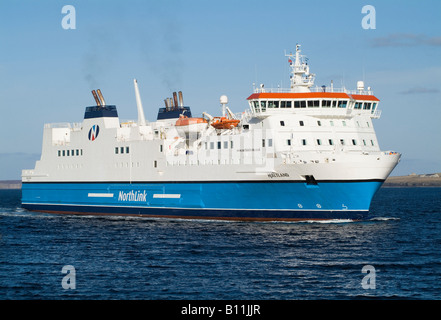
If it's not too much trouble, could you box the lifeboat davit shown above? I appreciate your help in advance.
[210,117,240,130]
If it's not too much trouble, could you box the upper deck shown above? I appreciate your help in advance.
[246,45,381,118]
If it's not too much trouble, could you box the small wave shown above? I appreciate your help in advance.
[368,217,400,221]
[305,219,355,224]
[267,219,355,224]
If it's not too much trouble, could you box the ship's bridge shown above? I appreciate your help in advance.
[247,89,380,119]
[248,44,381,119]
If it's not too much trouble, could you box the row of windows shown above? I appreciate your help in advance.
[205,141,234,150]
[115,145,164,154]
[114,161,158,168]
[58,149,83,157]
[202,137,374,149]
[286,138,375,146]
[115,146,130,154]
[280,120,370,128]
[204,139,275,150]
[252,100,377,111]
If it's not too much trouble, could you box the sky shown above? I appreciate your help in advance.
[0,0,440,179]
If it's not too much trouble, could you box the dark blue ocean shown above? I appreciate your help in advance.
[1,187,441,301]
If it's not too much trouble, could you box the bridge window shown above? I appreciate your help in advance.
[302,139,307,145]
[294,100,306,108]
[337,100,348,108]
[280,101,292,108]
[322,100,332,108]
[299,120,304,126]
[268,101,279,108]
[260,101,266,112]
[354,102,362,109]
[307,100,320,108]
[329,139,334,145]
[252,101,259,112]
[352,139,357,145]
[363,102,372,110]
[280,121,285,126]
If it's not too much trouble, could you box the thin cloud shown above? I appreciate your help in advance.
[372,33,441,47]
[399,86,440,94]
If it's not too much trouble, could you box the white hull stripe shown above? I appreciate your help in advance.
[153,194,181,199]
[88,193,114,198]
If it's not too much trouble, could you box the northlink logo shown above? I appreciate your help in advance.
[88,125,100,141]
[118,190,147,202]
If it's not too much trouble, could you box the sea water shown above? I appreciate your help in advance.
[1,187,440,300]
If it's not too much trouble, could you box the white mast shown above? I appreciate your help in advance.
[285,44,315,93]
[133,79,146,126]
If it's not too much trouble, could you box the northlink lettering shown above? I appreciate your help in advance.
[118,190,147,202]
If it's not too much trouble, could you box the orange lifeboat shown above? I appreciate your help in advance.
[175,114,207,126]
[210,117,240,130]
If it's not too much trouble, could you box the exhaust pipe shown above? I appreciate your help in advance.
[173,92,178,109]
[97,89,106,106]
[178,91,184,107]
[91,90,101,107]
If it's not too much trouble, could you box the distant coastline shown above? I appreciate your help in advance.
[382,173,441,187]
[0,180,22,189]
[1,173,440,189]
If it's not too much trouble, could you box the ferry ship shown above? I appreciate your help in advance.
[21,45,400,221]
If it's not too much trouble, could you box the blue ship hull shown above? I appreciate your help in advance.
[21,180,383,221]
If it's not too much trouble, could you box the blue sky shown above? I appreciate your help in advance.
[0,0,440,179]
